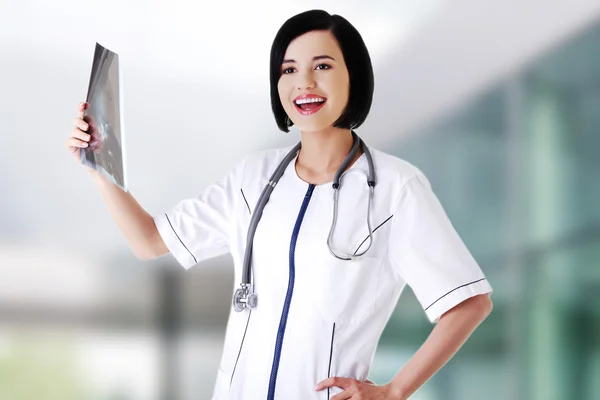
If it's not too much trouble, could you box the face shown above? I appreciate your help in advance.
[278,30,350,133]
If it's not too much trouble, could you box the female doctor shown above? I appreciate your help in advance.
[66,9,493,400]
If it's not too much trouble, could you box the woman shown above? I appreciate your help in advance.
[66,9,493,400]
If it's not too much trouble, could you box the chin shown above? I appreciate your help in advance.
[292,118,338,134]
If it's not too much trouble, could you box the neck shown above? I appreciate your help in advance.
[295,126,362,184]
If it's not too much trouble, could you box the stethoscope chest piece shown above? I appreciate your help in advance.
[233,284,257,312]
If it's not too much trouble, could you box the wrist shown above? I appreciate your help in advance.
[87,168,107,183]
[384,382,408,400]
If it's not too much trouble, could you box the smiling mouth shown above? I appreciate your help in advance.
[294,98,327,115]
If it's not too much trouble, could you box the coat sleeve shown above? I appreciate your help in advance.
[388,171,493,323]
[152,157,246,269]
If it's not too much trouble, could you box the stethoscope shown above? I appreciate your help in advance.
[233,131,376,312]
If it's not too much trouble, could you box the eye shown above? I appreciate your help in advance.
[282,67,295,74]
[315,63,331,70]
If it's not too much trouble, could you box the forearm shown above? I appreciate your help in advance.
[88,169,166,259]
[387,294,492,399]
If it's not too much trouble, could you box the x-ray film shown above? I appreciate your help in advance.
[80,42,128,192]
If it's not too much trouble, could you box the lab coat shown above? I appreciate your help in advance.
[153,145,493,399]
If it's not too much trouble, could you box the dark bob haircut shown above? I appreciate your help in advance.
[270,9,374,132]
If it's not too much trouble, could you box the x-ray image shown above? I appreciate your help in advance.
[80,42,127,192]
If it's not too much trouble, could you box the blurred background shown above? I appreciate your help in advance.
[1,0,599,399]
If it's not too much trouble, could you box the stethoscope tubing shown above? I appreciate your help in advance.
[234,131,376,312]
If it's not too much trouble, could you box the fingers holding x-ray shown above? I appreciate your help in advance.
[79,42,127,192]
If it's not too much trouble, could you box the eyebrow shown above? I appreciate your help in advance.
[282,55,335,64]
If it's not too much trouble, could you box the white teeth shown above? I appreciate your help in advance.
[295,98,326,105]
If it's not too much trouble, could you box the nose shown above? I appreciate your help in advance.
[296,70,316,91]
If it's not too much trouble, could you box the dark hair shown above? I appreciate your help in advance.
[270,9,374,132]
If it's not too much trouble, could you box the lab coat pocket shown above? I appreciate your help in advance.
[219,308,251,383]
[212,367,232,400]
[316,256,382,325]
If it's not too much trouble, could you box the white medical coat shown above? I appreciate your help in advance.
[153,145,493,400]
